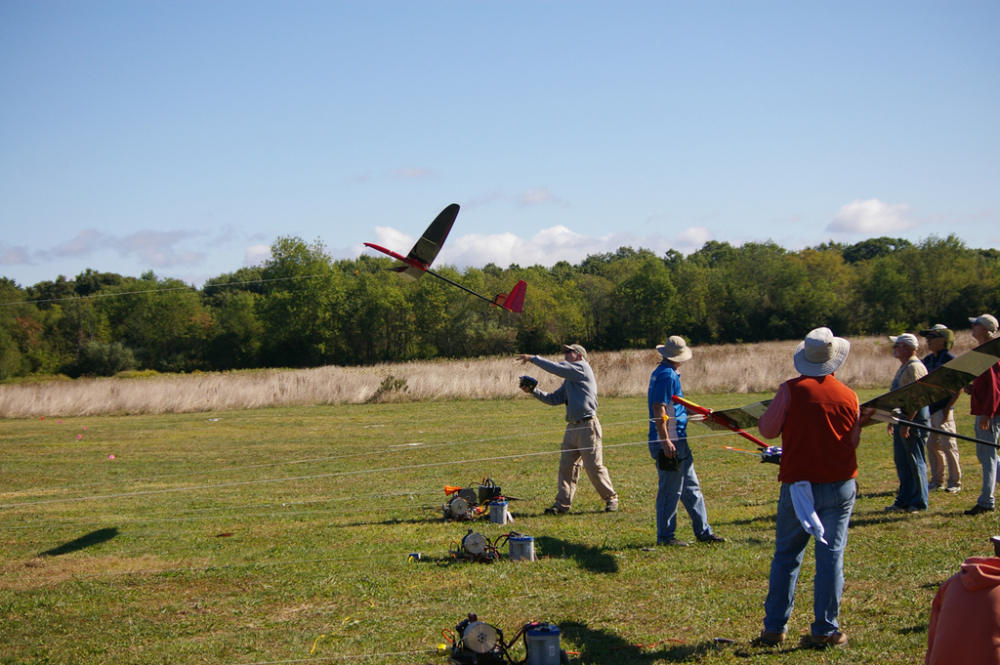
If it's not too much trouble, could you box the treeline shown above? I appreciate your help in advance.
[1,234,998,379]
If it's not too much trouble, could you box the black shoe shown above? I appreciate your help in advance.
[698,534,726,543]
[657,539,689,547]
[544,505,569,515]
[965,504,995,516]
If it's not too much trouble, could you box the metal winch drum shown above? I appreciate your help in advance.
[461,531,488,556]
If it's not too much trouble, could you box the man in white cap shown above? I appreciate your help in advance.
[919,324,961,493]
[647,336,724,546]
[885,332,930,513]
[964,314,1000,516]
[517,344,619,515]
[756,327,867,649]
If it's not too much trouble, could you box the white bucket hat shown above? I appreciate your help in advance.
[793,327,850,377]
[656,336,693,363]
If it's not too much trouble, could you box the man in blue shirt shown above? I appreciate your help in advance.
[920,325,961,493]
[518,344,619,514]
[647,337,724,546]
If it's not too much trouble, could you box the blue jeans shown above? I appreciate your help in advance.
[892,428,928,510]
[654,442,713,542]
[764,479,856,637]
[975,416,1000,509]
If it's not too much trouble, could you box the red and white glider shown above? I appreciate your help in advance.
[364,203,527,313]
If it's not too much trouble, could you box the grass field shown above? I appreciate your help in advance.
[1,391,995,664]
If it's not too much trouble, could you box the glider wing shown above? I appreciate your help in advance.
[387,203,460,280]
[672,396,771,448]
[404,203,460,275]
[861,336,1000,416]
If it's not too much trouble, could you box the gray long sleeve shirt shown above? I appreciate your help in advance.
[529,356,599,423]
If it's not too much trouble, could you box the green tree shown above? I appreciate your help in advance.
[257,237,344,367]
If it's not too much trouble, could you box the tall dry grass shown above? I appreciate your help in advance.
[0,334,978,418]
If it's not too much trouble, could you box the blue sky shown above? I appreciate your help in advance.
[1,1,998,287]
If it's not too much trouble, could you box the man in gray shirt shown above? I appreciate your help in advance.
[518,344,619,514]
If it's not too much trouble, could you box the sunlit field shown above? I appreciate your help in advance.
[0,385,994,664]
[0,334,979,418]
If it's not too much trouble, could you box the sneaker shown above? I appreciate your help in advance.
[965,504,995,516]
[544,505,569,515]
[605,498,619,513]
[754,630,785,647]
[657,539,689,547]
[698,534,726,543]
[928,482,941,491]
[809,631,848,648]
[945,486,962,494]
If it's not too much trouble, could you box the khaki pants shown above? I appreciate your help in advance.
[553,417,617,510]
[927,409,961,489]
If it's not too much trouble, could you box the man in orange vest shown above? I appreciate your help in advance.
[755,327,870,649]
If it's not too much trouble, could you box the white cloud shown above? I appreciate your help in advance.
[370,226,416,253]
[48,229,108,258]
[244,244,272,266]
[110,231,204,267]
[0,244,31,265]
[356,222,727,269]
[37,228,205,268]
[674,226,714,252]
[827,199,915,234]
[431,226,675,268]
[517,187,565,207]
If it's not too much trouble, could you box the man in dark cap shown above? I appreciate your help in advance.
[518,344,619,515]
[920,324,961,493]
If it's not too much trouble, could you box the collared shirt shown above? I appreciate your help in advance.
[528,355,598,423]
[971,364,1000,417]
[647,362,688,458]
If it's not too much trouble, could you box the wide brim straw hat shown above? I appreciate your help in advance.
[793,327,850,377]
[656,336,693,363]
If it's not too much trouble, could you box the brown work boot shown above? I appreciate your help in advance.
[809,631,848,648]
[754,630,785,647]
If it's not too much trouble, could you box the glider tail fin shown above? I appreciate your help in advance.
[493,280,527,313]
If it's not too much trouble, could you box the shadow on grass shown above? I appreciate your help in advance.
[859,489,895,500]
[559,620,743,663]
[535,536,618,573]
[38,527,119,557]
[726,513,777,527]
[342,515,445,527]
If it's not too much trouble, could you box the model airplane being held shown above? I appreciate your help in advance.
[861,335,1000,448]
[682,335,1000,460]
[364,203,527,313]
[672,395,782,464]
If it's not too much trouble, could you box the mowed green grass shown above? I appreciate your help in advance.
[0,392,994,664]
